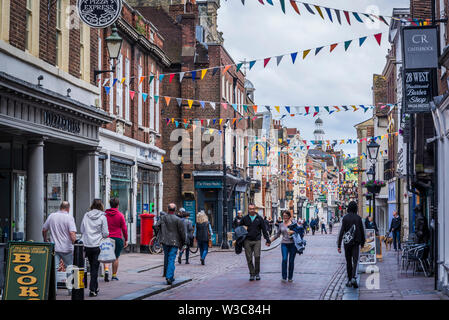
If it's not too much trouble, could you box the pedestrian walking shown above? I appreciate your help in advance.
[328,217,333,234]
[178,209,194,264]
[103,198,128,282]
[232,210,244,230]
[364,216,379,236]
[389,211,402,251]
[80,199,109,297]
[310,218,316,235]
[337,201,365,288]
[153,203,186,284]
[270,210,300,282]
[194,211,213,265]
[240,204,271,281]
[320,218,327,234]
[303,219,309,234]
[268,217,274,235]
[42,201,77,295]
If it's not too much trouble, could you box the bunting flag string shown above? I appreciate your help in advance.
[237,0,432,27]
[99,32,386,85]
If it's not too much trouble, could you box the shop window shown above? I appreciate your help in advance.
[0,142,11,169]
[110,162,132,221]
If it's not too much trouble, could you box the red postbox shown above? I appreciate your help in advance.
[140,213,155,253]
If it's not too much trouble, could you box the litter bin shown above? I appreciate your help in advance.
[140,213,155,253]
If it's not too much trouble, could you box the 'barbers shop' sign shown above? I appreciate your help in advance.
[77,0,122,28]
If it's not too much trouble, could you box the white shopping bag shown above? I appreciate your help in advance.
[98,238,116,263]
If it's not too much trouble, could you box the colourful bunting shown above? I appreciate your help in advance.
[280,0,285,13]
[314,6,324,19]
[303,49,311,59]
[374,33,382,46]
[164,97,171,106]
[359,36,367,47]
[291,52,298,64]
[169,73,175,83]
[330,43,338,52]
[290,0,300,14]
[249,60,257,70]
[344,40,352,51]
[130,90,135,100]
[276,55,284,66]
[343,11,351,25]
[188,100,193,108]
[104,86,111,95]
[264,57,271,68]
[142,93,148,102]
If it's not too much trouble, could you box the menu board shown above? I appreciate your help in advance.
[3,242,55,300]
[359,229,376,265]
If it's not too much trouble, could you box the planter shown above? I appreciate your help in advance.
[366,185,382,194]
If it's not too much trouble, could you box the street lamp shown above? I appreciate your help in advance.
[366,138,380,223]
[367,138,380,161]
[94,24,123,82]
[366,166,375,181]
[221,123,229,249]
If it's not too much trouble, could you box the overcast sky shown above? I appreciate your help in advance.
[216,0,409,157]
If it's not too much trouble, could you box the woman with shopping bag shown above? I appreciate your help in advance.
[81,199,109,297]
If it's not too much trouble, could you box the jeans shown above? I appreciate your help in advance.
[198,241,209,261]
[281,243,297,280]
[243,239,261,276]
[321,225,327,234]
[55,251,73,293]
[85,247,100,292]
[344,244,360,280]
[163,245,178,281]
[178,246,190,261]
[392,229,401,250]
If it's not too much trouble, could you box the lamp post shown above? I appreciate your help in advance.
[366,138,380,223]
[221,124,229,249]
[94,24,123,82]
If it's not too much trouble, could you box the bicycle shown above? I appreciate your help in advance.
[149,236,163,254]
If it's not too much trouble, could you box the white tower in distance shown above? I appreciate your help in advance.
[313,117,325,150]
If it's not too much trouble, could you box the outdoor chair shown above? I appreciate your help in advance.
[404,244,429,277]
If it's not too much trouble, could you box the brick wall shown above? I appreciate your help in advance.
[9,0,26,51]
[410,0,433,19]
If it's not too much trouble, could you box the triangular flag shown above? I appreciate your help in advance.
[142,93,148,102]
[121,78,126,84]
[344,40,352,51]
[303,3,315,15]
[191,71,197,81]
[253,105,258,113]
[303,49,311,59]
[102,78,110,87]
[149,75,155,84]
[221,103,227,110]
[200,101,205,109]
[104,86,111,95]
[169,73,175,83]
[379,16,389,26]
[343,10,351,24]
[201,69,207,80]
[263,57,271,68]
[291,52,298,64]
[374,33,382,46]
[154,95,159,104]
[325,8,333,22]
[159,74,165,82]
[266,0,273,4]
[249,60,256,70]
[314,6,324,19]
[223,65,231,73]
[176,98,182,107]
[353,12,364,23]
[112,78,118,86]
[232,104,237,111]
[315,47,324,55]
[359,36,367,47]
[334,9,341,24]
[324,106,330,113]
[285,106,291,113]
[164,97,171,106]
[241,0,245,4]
[290,0,300,14]
[236,63,243,72]
[305,106,310,114]
[276,55,284,66]
[274,106,280,113]
[258,0,264,4]
[279,0,285,13]
[139,76,145,85]
[212,68,219,76]
[129,90,135,100]
[210,102,216,110]
[187,99,193,108]
[330,43,338,52]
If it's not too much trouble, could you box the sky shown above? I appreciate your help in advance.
[216,0,409,157]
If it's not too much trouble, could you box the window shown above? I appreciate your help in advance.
[125,58,130,121]
[149,72,154,130]
[25,0,32,51]
[109,60,114,115]
[56,0,62,66]
[116,55,123,118]
[222,75,225,98]
[155,77,160,132]
[138,65,143,126]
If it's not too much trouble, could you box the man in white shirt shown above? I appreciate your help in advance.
[42,201,77,293]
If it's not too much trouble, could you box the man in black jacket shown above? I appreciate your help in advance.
[240,204,271,281]
[389,211,402,251]
[337,201,365,288]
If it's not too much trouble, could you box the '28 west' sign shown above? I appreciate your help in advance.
[77,0,122,28]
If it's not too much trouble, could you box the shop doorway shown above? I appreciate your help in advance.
[44,173,74,219]
[12,172,26,241]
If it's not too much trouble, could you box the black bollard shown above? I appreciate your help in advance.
[71,240,85,300]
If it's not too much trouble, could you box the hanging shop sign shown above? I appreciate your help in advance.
[195,180,222,189]
[77,0,122,28]
[359,229,377,265]
[3,242,55,300]
[402,26,439,69]
[249,141,268,166]
[183,200,196,226]
[404,69,433,113]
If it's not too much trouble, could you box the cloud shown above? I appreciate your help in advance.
[217,0,408,156]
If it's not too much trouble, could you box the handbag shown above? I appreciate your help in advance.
[98,238,116,263]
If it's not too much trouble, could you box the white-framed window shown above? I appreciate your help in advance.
[125,58,130,121]
[109,60,114,115]
[25,0,32,52]
[155,77,160,132]
[138,64,143,126]
[149,72,155,130]
[80,22,84,77]
[222,75,225,99]
[55,0,62,66]
[116,55,123,118]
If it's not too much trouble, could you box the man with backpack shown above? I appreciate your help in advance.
[337,201,365,288]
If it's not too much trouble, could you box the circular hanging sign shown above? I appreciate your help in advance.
[77,0,122,28]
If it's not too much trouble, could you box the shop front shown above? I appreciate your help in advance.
[0,72,112,241]
[195,179,222,246]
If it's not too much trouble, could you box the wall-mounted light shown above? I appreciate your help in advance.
[94,24,123,82]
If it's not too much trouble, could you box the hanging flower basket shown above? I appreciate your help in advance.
[361,180,385,194]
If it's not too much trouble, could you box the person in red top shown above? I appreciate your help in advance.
[103,198,128,281]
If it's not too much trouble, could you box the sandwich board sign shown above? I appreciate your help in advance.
[359,229,376,265]
[3,242,55,300]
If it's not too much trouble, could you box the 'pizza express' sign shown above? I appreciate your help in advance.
[3,242,55,300]
[77,0,122,28]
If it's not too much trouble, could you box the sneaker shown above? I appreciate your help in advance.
[255,274,261,281]
[89,290,97,297]
[111,276,119,281]
[104,271,109,282]
[281,279,287,283]
[249,275,255,281]
[200,259,205,265]
[351,278,358,288]
[185,261,189,264]
[288,279,293,283]
[166,278,174,285]
[345,281,352,287]
[178,256,182,264]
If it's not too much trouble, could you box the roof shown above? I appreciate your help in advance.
[315,118,323,124]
